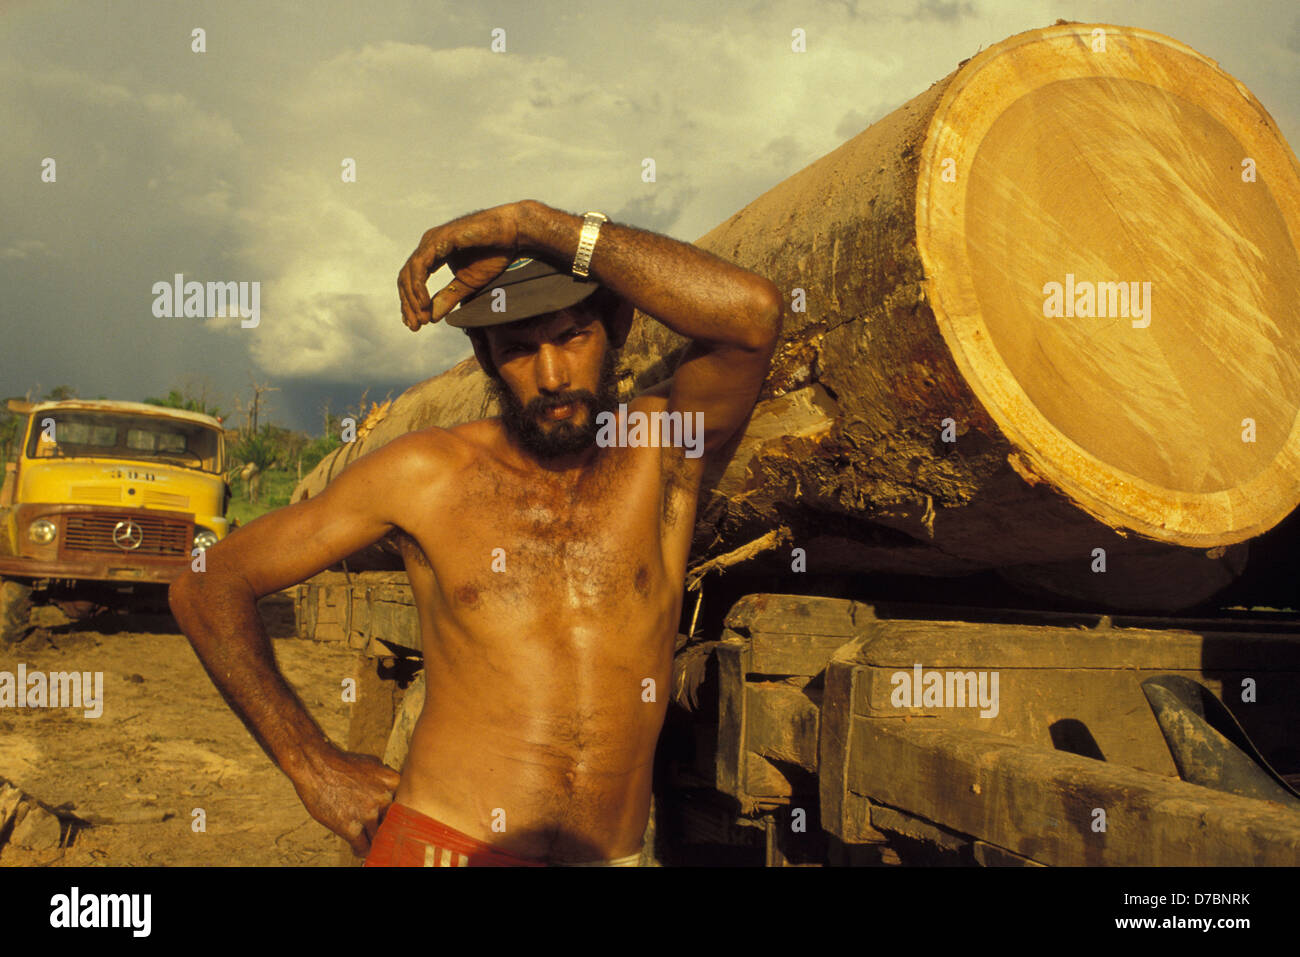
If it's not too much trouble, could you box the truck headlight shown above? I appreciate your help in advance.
[194,529,219,551]
[28,519,57,544]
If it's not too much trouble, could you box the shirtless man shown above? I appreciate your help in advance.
[168,199,782,865]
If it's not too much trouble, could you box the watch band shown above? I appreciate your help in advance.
[572,211,608,280]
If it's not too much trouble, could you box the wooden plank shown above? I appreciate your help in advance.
[312,584,348,643]
[748,633,858,676]
[294,584,316,640]
[319,582,348,624]
[853,617,1300,671]
[818,642,859,842]
[971,840,1045,867]
[710,595,862,808]
[374,600,420,645]
[348,587,370,650]
[745,683,820,770]
[371,581,414,604]
[840,791,887,846]
[848,720,1300,866]
[383,672,426,771]
[827,598,1300,639]
[344,652,397,758]
[870,803,969,856]
[724,594,865,637]
[295,571,417,652]
[858,664,1299,777]
[744,752,794,799]
[715,633,834,801]
[302,569,408,588]
[846,620,1300,776]
[714,638,749,797]
[341,650,398,868]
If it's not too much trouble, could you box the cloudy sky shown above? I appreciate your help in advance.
[2,0,1297,432]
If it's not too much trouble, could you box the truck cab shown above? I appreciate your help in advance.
[0,399,231,640]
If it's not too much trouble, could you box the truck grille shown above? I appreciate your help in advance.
[63,513,192,557]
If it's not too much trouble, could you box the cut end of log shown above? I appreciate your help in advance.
[918,22,1300,546]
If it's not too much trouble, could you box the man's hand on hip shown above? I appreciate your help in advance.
[291,744,403,857]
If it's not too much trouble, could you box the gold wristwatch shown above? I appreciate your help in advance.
[572,211,607,281]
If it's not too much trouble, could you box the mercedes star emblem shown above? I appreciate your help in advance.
[112,520,144,551]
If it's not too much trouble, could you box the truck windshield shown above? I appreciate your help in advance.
[26,411,222,473]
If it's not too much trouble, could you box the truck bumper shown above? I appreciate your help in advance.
[0,503,194,585]
[0,555,182,584]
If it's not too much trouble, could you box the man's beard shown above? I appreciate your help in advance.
[488,348,620,460]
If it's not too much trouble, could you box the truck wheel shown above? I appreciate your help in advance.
[0,577,33,644]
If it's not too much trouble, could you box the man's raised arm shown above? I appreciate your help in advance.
[396,200,784,455]
[168,432,432,855]
[520,202,783,455]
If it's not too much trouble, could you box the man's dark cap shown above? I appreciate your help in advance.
[445,257,601,328]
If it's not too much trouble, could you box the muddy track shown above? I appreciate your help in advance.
[0,595,360,867]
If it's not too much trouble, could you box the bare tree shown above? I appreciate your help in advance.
[247,378,279,436]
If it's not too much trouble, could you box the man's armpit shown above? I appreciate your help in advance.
[660,444,704,527]
[389,528,432,571]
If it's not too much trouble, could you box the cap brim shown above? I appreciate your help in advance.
[445,274,600,328]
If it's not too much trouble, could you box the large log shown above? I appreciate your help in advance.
[295,22,1300,611]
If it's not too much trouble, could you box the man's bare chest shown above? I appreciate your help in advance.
[397,446,673,616]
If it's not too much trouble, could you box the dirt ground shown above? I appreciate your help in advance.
[0,594,361,867]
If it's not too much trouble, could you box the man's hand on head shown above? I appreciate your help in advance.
[398,202,525,331]
[290,744,403,857]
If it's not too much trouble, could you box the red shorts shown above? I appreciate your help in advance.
[364,803,546,867]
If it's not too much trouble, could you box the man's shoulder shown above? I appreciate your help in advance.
[365,422,487,475]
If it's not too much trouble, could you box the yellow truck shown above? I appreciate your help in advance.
[0,398,231,642]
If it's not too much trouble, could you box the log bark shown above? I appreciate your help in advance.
[294,22,1300,611]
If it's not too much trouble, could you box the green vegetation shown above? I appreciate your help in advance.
[144,389,225,420]
[0,410,22,465]
[216,397,371,525]
[227,469,300,524]
[301,432,344,475]
[224,425,345,523]
[229,427,280,476]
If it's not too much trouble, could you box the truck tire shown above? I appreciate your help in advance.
[0,577,33,644]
